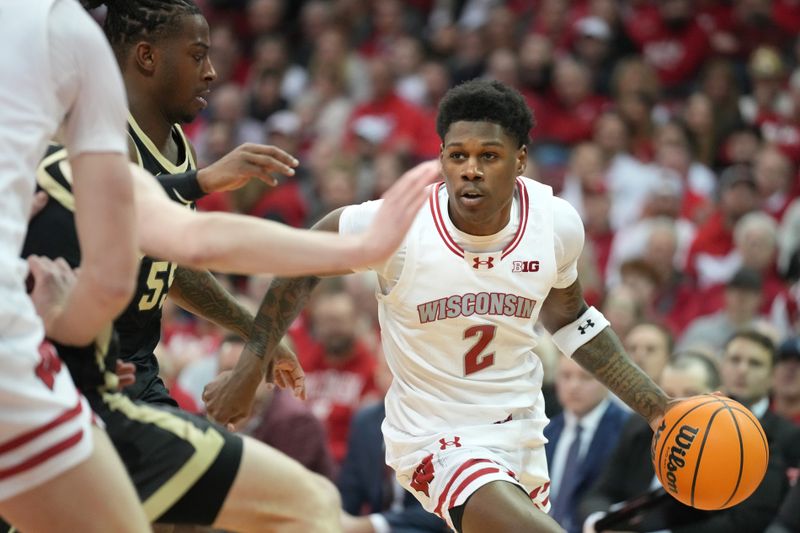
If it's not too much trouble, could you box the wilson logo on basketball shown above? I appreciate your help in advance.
[665,424,699,494]
[512,260,539,273]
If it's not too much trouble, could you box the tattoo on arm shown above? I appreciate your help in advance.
[572,329,668,422]
[170,267,253,339]
[248,276,321,360]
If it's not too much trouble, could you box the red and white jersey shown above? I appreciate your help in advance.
[0,0,127,310]
[340,177,584,460]
[0,0,127,499]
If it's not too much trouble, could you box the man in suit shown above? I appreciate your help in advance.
[582,334,798,532]
[544,356,630,533]
[338,401,448,533]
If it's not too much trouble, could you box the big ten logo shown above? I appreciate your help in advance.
[665,424,699,494]
[512,260,539,273]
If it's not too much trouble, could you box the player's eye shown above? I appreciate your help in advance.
[449,152,466,160]
[482,153,498,161]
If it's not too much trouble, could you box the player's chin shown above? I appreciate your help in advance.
[179,109,202,124]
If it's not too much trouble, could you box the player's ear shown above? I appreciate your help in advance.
[516,145,527,175]
[133,41,157,74]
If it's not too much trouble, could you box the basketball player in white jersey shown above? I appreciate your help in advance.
[206,79,675,533]
[0,0,435,530]
[0,0,150,531]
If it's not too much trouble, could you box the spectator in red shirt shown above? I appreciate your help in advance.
[344,58,431,160]
[535,57,609,144]
[300,289,379,463]
[625,0,709,93]
[685,165,760,289]
[755,145,799,222]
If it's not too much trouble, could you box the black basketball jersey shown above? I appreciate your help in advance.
[24,116,196,401]
[113,115,197,401]
[23,144,119,392]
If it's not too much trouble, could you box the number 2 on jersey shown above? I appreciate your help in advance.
[463,324,496,375]
[138,261,176,311]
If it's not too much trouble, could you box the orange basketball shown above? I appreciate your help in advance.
[651,394,768,510]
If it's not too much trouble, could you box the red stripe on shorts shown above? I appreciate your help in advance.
[0,429,84,480]
[447,467,500,510]
[0,400,82,455]
[434,459,495,517]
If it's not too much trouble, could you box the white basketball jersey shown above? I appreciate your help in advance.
[378,177,557,456]
[0,0,59,297]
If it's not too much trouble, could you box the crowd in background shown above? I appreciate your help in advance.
[131,0,800,530]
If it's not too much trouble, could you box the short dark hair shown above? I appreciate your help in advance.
[724,328,777,367]
[669,351,722,391]
[83,0,202,53]
[436,79,534,148]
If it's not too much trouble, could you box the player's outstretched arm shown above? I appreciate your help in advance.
[53,154,138,345]
[135,160,438,276]
[540,280,672,430]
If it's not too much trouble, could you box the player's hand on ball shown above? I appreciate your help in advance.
[198,143,299,192]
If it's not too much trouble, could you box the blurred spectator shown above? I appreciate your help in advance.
[294,63,354,147]
[518,33,554,96]
[535,58,609,145]
[300,288,379,463]
[685,165,759,289]
[390,36,427,106]
[689,212,796,333]
[755,144,798,221]
[571,16,615,95]
[600,284,644,342]
[625,0,709,93]
[309,27,369,103]
[707,0,794,61]
[739,47,790,128]
[246,68,288,122]
[651,119,716,223]
[698,59,743,165]
[766,478,800,533]
[773,337,800,424]
[718,122,763,167]
[194,83,263,166]
[592,111,662,230]
[719,330,800,466]
[359,0,410,58]
[753,66,800,166]
[344,58,433,160]
[249,35,308,106]
[545,356,630,533]
[178,332,242,408]
[678,268,766,354]
[624,321,674,384]
[245,0,284,41]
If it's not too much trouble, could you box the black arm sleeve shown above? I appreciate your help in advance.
[156,170,205,202]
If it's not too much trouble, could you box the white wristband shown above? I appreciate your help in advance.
[550,306,610,357]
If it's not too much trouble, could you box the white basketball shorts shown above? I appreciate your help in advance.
[0,312,93,500]
[386,419,552,530]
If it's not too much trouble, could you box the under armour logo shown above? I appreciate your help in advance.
[472,257,494,269]
[578,319,595,335]
[410,454,435,496]
[439,436,462,450]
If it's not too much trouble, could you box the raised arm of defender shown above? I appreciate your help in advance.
[133,160,439,276]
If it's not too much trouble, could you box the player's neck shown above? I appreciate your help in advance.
[128,96,174,154]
